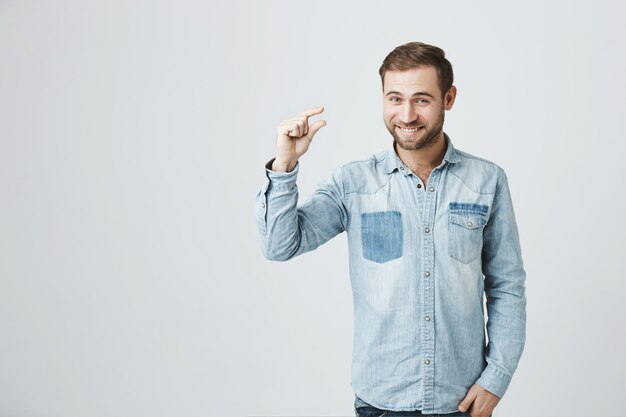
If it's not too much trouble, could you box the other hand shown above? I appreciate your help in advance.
[458,383,500,417]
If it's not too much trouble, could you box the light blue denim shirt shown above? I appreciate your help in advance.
[255,133,526,414]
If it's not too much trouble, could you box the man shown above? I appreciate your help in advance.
[255,41,526,417]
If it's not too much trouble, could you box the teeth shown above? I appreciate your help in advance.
[399,126,420,132]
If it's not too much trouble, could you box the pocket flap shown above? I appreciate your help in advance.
[449,202,488,230]
[449,212,487,229]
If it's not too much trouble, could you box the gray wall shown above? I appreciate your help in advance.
[1,1,625,416]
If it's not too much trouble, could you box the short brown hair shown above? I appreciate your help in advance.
[379,41,454,97]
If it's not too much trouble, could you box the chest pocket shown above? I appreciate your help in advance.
[361,211,403,263]
[448,203,488,263]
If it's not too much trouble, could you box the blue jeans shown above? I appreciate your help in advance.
[355,407,471,417]
[354,397,471,417]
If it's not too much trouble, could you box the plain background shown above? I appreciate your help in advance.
[1,1,625,416]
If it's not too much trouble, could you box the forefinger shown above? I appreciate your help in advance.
[297,106,324,117]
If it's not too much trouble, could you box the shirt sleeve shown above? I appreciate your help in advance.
[255,157,349,261]
[475,168,527,398]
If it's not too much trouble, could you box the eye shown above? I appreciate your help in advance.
[389,96,401,103]
[417,99,429,104]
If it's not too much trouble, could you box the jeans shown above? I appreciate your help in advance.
[354,397,471,417]
[355,406,471,417]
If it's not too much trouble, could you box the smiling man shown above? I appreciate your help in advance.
[255,41,527,417]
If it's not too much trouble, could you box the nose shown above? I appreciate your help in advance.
[399,102,417,125]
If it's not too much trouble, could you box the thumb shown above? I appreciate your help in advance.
[306,119,326,141]
[458,389,477,412]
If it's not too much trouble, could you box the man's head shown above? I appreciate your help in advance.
[380,42,457,151]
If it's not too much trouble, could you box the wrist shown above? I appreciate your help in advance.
[272,157,297,172]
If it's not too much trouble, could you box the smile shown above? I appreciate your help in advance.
[397,126,423,133]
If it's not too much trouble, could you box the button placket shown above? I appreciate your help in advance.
[420,169,442,414]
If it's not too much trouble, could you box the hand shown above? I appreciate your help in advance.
[458,384,500,417]
[273,106,326,172]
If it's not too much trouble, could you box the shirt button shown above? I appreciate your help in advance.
[424,359,431,365]
[400,166,404,170]
[261,202,266,208]
[424,271,430,277]
[428,186,435,192]
[467,221,473,227]
[425,316,431,321]
[417,183,422,188]
[424,227,430,233]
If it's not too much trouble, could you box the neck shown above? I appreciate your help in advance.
[395,131,447,171]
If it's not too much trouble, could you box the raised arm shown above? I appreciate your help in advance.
[255,107,348,261]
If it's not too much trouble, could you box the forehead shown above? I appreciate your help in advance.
[383,67,439,95]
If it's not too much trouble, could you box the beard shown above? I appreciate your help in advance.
[388,109,445,151]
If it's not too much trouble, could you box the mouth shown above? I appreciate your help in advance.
[397,125,424,134]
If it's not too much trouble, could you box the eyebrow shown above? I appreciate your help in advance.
[385,90,435,99]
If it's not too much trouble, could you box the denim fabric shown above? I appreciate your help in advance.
[355,394,471,416]
[356,406,470,417]
[255,133,526,414]
[361,211,404,263]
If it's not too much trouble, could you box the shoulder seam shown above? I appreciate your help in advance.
[336,152,380,170]
[448,169,496,195]
[334,151,389,197]
[455,149,503,171]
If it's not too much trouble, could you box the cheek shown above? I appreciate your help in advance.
[421,109,439,123]
[383,108,396,123]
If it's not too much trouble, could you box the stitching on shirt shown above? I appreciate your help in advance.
[334,153,385,230]
[447,151,503,195]
[447,169,496,195]
[347,177,394,196]
[341,175,351,230]
[337,154,392,196]
[339,153,380,169]
[486,359,514,378]
[454,149,502,168]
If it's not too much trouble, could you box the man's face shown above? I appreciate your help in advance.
[382,66,456,151]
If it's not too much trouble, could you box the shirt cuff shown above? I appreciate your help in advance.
[474,362,512,399]
[264,157,299,185]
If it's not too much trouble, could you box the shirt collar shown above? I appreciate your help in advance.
[382,131,461,175]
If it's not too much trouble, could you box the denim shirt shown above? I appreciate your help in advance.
[255,133,526,414]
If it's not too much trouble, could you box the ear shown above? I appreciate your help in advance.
[444,85,457,110]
